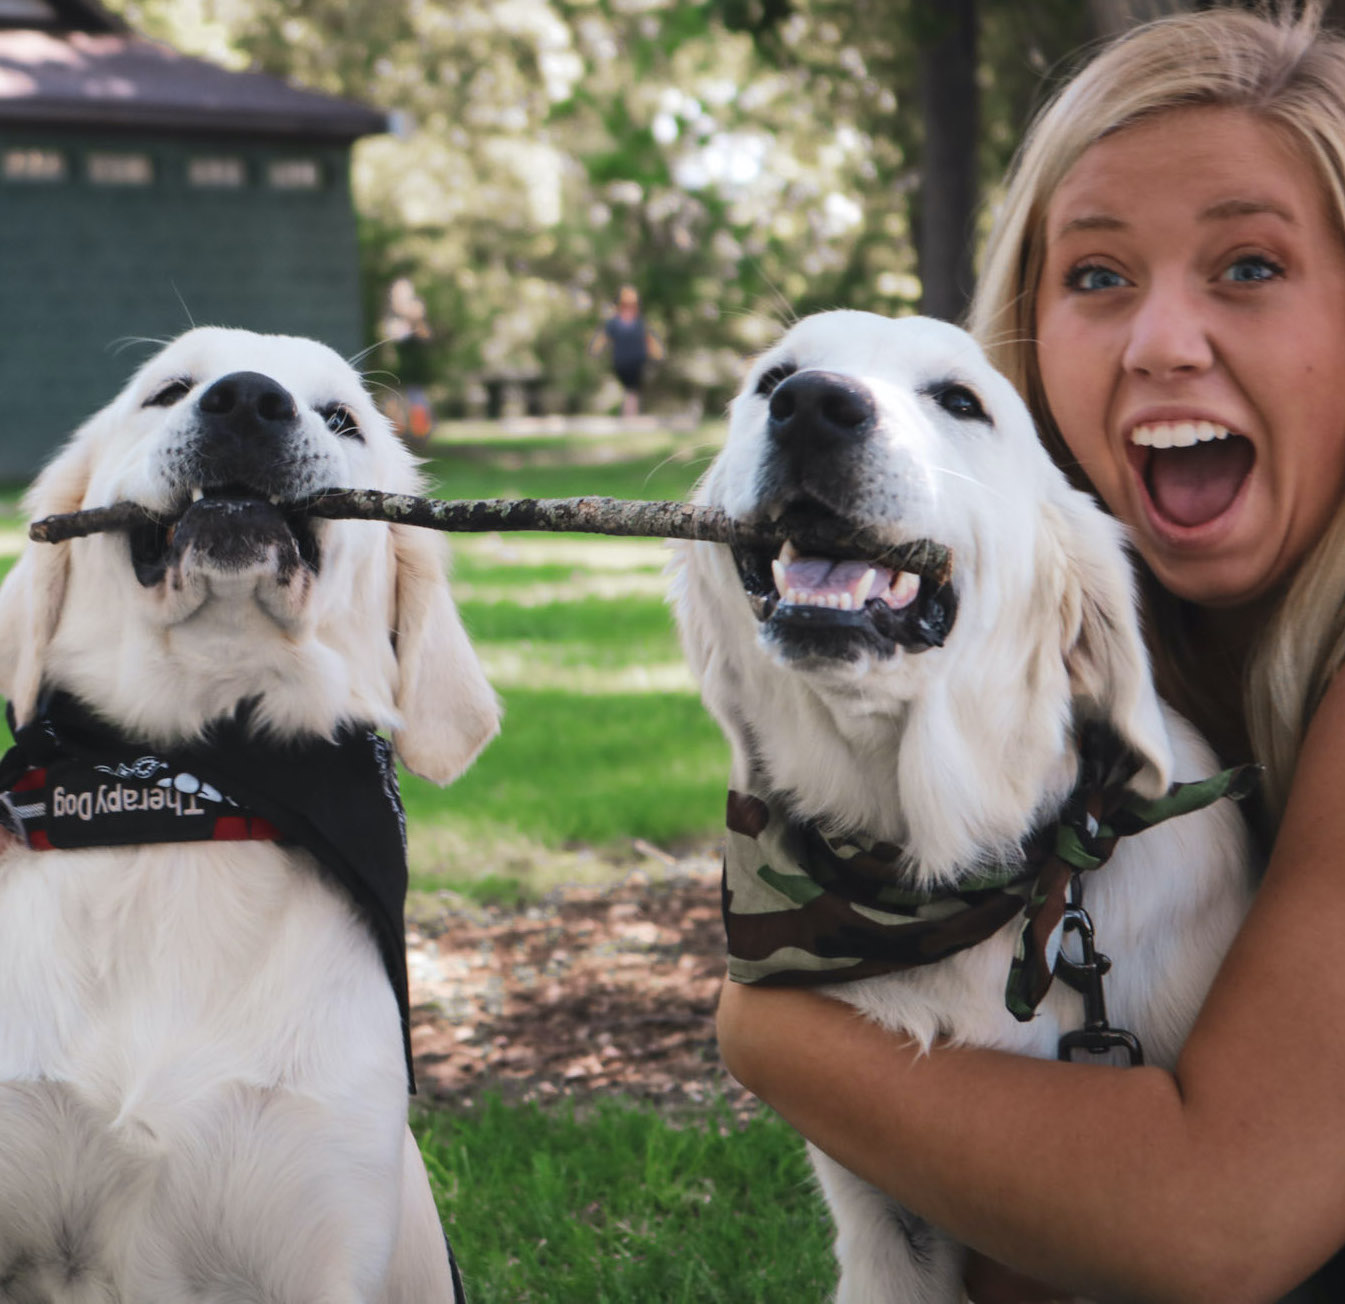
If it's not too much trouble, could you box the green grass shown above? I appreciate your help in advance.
[458,597,682,666]
[415,1094,837,1303]
[398,429,732,888]
[422,430,722,504]
[403,689,729,863]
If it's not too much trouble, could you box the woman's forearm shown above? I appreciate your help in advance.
[717,979,1333,1303]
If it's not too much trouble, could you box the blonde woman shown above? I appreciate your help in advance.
[716,5,1345,1300]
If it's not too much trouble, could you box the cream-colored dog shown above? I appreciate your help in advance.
[0,328,497,1301]
[672,311,1255,1304]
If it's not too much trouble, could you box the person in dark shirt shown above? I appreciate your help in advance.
[590,285,663,417]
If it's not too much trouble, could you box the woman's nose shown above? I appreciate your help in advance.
[1121,282,1214,378]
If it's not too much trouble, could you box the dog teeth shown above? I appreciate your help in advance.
[771,558,788,595]
[888,571,920,609]
[852,568,878,606]
[190,486,204,502]
[779,540,799,564]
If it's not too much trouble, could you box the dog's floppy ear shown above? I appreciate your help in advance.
[1047,490,1173,799]
[389,521,499,784]
[0,438,92,726]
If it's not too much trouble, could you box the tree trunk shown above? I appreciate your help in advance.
[916,0,979,324]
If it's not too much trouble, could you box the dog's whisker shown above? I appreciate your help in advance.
[108,335,172,358]
[169,282,197,330]
[640,441,725,490]
[346,339,390,369]
[927,463,1005,502]
[740,257,799,331]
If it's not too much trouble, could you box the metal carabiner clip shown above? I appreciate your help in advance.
[1054,883,1145,1067]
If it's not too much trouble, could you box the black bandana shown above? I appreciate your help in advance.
[0,691,417,1089]
[722,724,1257,1020]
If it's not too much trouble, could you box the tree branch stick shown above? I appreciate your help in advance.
[28,490,952,583]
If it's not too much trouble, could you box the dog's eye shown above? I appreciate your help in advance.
[931,384,988,423]
[755,361,798,398]
[143,378,192,408]
[320,403,363,441]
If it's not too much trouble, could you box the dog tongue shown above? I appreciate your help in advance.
[783,557,892,603]
[1147,439,1253,528]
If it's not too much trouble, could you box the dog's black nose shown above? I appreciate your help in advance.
[198,371,299,435]
[767,370,876,446]
[192,371,302,490]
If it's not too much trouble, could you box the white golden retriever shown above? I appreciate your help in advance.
[0,328,498,1301]
[671,311,1255,1304]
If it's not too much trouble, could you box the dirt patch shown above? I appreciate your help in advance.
[408,845,755,1116]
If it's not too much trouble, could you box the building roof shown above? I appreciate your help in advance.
[0,3,387,141]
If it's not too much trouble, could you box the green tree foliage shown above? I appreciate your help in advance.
[99,0,1131,415]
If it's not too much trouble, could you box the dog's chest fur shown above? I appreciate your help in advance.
[0,842,398,1087]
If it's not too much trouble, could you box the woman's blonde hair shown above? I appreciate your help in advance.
[968,1,1345,824]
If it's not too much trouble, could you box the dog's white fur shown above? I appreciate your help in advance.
[0,328,498,1302]
[672,312,1255,1304]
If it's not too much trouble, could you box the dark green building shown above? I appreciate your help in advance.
[0,0,387,480]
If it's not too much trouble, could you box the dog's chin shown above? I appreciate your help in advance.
[759,605,926,664]
[130,491,321,590]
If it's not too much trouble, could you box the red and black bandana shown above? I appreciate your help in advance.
[0,691,417,1088]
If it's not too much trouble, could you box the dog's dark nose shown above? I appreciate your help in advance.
[767,370,876,447]
[197,371,298,435]
[192,371,302,490]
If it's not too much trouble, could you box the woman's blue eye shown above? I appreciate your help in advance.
[1067,264,1127,292]
[1222,255,1282,283]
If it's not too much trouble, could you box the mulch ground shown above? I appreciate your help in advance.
[406,845,757,1116]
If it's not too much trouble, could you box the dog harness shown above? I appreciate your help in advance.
[721,723,1256,1025]
[0,691,418,1088]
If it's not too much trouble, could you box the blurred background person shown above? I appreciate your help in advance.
[381,276,435,447]
[589,285,663,419]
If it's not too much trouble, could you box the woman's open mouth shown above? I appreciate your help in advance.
[1128,421,1255,533]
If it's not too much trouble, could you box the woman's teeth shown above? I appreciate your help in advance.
[1130,420,1232,449]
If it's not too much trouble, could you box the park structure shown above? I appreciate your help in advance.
[0,0,387,479]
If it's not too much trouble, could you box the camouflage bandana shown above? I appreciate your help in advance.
[721,725,1257,1021]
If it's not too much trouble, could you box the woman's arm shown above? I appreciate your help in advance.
[718,673,1345,1303]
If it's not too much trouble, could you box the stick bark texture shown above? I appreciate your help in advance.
[28,490,952,582]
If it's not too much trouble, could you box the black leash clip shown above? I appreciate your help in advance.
[1054,876,1144,1067]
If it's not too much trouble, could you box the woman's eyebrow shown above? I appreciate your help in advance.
[1052,199,1295,240]
[1054,213,1126,238]
[1198,196,1296,223]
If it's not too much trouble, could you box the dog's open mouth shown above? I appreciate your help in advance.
[129,486,321,588]
[730,506,957,660]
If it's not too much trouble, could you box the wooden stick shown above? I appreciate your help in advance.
[28,490,953,582]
